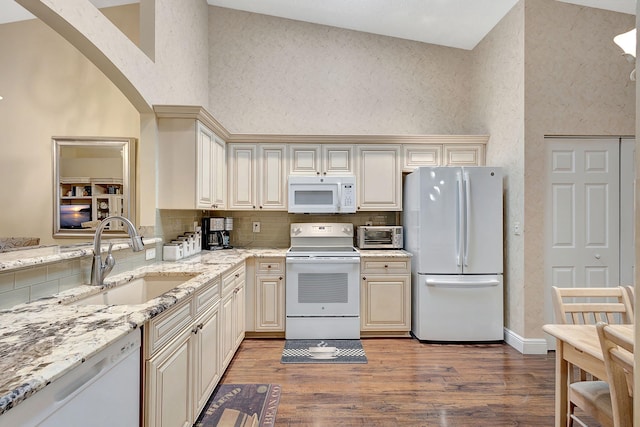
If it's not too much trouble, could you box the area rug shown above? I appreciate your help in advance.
[194,384,281,427]
[281,339,367,364]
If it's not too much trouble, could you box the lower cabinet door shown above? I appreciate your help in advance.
[221,291,235,369]
[234,284,246,348]
[361,275,411,331]
[193,304,221,417]
[146,329,192,427]
[255,275,285,331]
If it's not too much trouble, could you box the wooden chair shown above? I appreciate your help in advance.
[552,286,634,326]
[551,286,634,427]
[623,286,634,311]
[596,322,634,427]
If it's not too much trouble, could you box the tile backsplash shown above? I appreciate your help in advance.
[212,211,399,248]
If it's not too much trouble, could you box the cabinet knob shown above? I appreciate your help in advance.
[323,171,327,175]
[362,276,366,281]
[235,273,239,278]
[384,264,388,268]
[316,171,320,176]
[279,276,283,280]
[252,205,256,209]
[259,206,263,209]
[267,265,271,269]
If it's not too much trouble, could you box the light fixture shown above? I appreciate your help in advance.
[614,28,636,81]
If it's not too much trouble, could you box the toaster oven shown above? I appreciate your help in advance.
[357,226,403,249]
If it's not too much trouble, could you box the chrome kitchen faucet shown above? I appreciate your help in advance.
[91,216,144,286]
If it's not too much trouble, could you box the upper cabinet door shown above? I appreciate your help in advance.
[258,144,287,210]
[227,144,257,210]
[212,136,226,209]
[197,123,226,209]
[322,145,353,175]
[356,145,402,211]
[289,145,321,175]
[196,122,215,209]
[402,144,442,172]
[443,144,485,166]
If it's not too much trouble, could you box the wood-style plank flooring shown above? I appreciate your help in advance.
[219,338,565,426]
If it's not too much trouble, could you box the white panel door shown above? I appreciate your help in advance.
[544,137,621,347]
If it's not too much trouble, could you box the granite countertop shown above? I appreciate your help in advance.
[0,238,163,272]
[357,249,413,257]
[0,246,408,417]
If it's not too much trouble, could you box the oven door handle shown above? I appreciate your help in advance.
[286,257,361,264]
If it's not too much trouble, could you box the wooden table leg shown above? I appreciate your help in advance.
[555,338,568,427]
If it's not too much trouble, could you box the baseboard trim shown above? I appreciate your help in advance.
[503,328,549,354]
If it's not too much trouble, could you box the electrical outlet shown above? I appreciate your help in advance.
[253,222,261,233]
[145,248,156,260]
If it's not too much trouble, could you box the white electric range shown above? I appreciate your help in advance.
[285,223,361,339]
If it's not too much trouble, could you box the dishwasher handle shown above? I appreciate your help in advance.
[425,278,500,288]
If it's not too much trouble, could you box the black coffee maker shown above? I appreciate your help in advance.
[202,217,225,250]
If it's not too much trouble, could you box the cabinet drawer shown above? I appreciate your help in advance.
[361,258,411,274]
[222,263,245,296]
[145,298,193,357]
[194,277,220,317]
[256,259,284,274]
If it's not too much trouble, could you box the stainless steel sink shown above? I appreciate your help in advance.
[70,273,198,306]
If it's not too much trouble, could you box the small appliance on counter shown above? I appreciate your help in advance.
[202,217,233,250]
[357,225,403,249]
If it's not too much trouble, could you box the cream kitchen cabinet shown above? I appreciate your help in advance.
[360,256,411,336]
[402,145,442,171]
[157,119,226,210]
[443,143,485,166]
[254,258,285,332]
[144,277,222,427]
[289,144,354,175]
[228,144,287,210]
[221,262,246,369]
[356,145,402,211]
[402,143,485,171]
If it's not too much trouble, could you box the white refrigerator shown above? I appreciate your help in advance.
[403,166,504,342]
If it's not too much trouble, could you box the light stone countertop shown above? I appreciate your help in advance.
[0,237,163,272]
[0,246,408,417]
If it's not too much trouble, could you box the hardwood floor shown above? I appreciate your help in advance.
[219,337,561,426]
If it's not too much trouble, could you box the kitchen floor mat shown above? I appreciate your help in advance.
[194,384,281,427]
[281,339,367,364]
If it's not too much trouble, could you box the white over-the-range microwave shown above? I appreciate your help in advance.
[288,175,356,214]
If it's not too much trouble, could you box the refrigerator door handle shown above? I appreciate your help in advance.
[456,172,464,267]
[425,278,500,288]
[463,171,471,267]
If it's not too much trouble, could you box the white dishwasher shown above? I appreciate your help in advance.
[1,328,141,427]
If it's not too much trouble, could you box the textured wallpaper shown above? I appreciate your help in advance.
[523,0,635,338]
[470,2,526,336]
[208,6,474,135]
